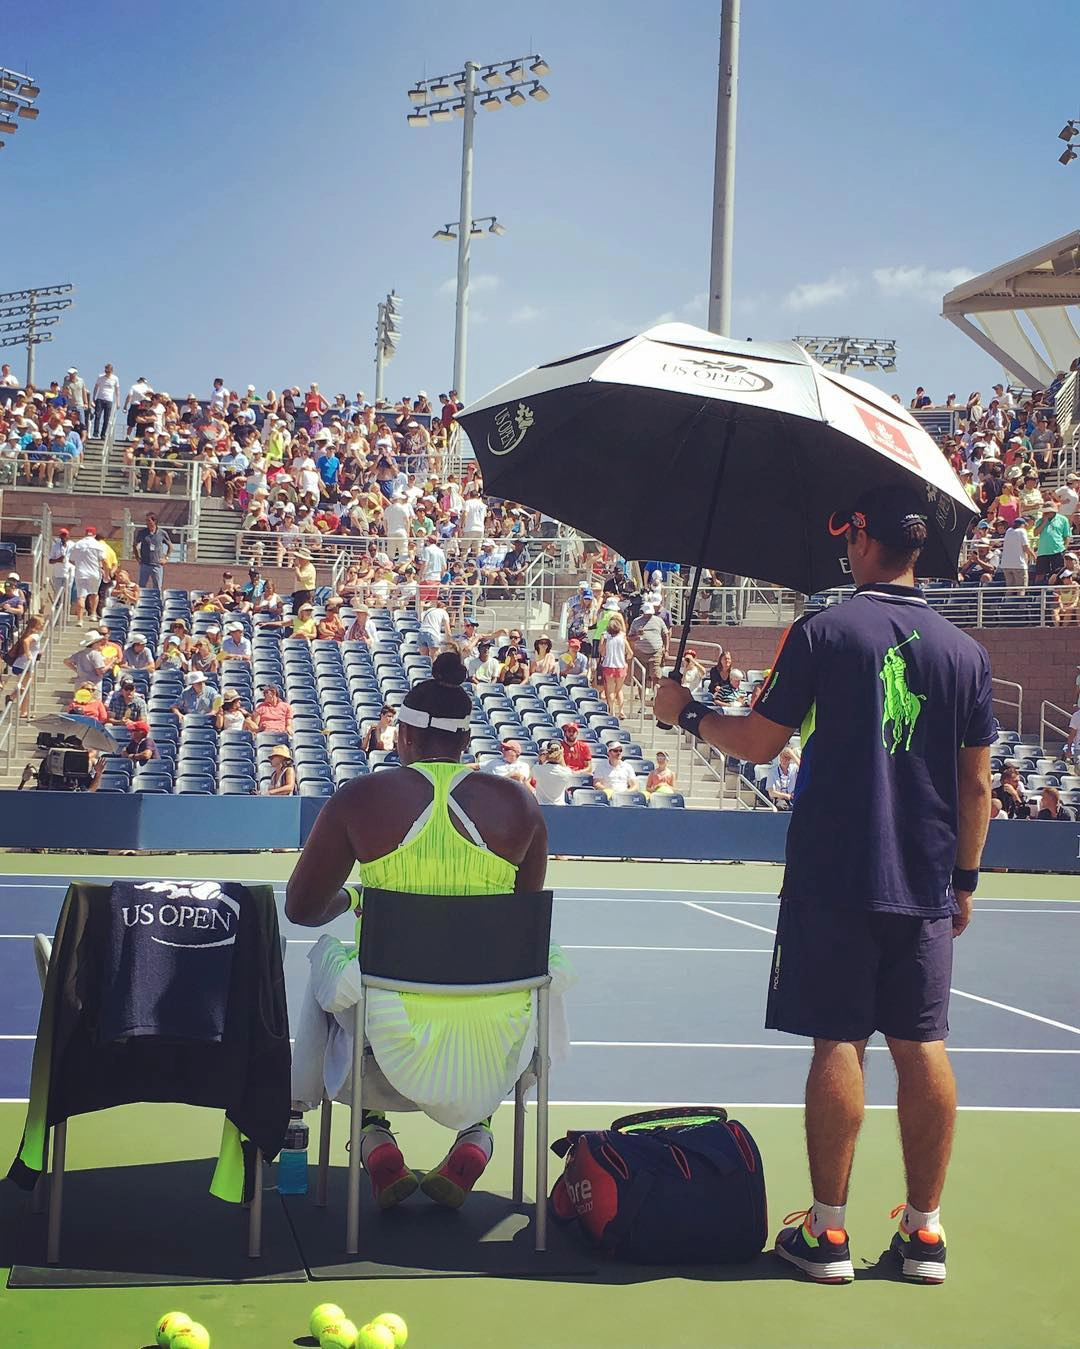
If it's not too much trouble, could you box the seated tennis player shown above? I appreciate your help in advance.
[287,651,565,1209]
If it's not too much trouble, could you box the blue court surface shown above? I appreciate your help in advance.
[2,875,1078,1111]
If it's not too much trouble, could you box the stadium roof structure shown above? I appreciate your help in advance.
[942,229,1080,388]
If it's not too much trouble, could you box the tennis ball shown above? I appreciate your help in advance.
[170,1324,210,1349]
[320,1320,359,1349]
[310,1304,348,1339]
[155,1311,192,1346]
[356,1323,396,1349]
[372,1312,408,1347]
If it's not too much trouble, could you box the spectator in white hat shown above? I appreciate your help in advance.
[220,621,252,663]
[122,631,156,671]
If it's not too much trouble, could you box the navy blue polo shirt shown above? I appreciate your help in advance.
[755,584,995,916]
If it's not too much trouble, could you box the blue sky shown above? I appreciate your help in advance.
[3,0,1078,405]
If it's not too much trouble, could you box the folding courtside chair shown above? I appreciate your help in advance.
[29,889,286,1265]
[313,887,554,1256]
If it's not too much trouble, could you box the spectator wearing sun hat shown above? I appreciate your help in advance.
[106,675,149,726]
[64,629,108,696]
[264,743,296,796]
[122,631,156,672]
[220,621,252,663]
[214,687,250,732]
[66,682,108,723]
[171,670,218,721]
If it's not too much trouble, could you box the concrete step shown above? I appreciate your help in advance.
[0,621,89,790]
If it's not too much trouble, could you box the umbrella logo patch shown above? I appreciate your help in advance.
[855,406,919,468]
[487,402,535,456]
[661,358,773,393]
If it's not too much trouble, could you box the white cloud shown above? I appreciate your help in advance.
[872,264,976,301]
[510,304,545,325]
[437,272,500,298]
[783,270,858,312]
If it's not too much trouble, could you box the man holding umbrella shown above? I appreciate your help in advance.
[656,485,995,1286]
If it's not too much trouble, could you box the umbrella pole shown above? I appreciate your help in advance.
[657,410,737,730]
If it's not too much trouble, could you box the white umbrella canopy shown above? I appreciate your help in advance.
[460,323,974,594]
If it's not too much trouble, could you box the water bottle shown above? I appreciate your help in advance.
[277,1110,309,1195]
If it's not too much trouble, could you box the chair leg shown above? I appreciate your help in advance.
[247,1149,263,1259]
[346,991,365,1256]
[512,1075,526,1204]
[46,1120,66,1265]
[534,986,550,1252]
[316,1097,332,1207]
[32,1129,50,1215]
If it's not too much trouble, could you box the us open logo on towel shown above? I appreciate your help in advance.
[855,405,919,469]
[121,882,240,950]
[486,402,535,456]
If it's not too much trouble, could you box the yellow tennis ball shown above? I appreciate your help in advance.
[155,1311,192,1346]
[170,1324,210,1349]
[356,1323,396,1349]
[372,1312,408,1347]
[320,1320,359,1349]
[310,1304,347,1339]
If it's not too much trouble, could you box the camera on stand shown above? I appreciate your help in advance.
[20,732,97,791]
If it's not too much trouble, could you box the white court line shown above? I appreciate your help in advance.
[571,1041,1080,1054]
[687,900,1080,1036]
[0,1035,35,1041]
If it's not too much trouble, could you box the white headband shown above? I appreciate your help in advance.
[396,704,470,733]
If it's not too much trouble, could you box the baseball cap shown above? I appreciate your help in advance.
[58,527,69,537]
[129,719,149,734]
[129,632,146,644]
[120,675,135,689]
[563,721,580,733]
[828,485,929,549]
[227,621,243,632]
[568,638,582,649]
[501,739,521,753]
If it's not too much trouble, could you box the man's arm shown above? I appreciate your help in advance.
[654,679,797,765]
[954,744,993,936]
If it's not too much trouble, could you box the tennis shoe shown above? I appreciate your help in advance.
[420,1130,492,1209]
[774,1209,854,1283]
[361,1126,418,1210]
[889,1205,947,1283]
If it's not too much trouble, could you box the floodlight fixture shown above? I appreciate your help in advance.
[529,82,549,101]
[482,66,503,86]
[1061,146,1078,166]
[530,57,550,76]
[434,226,457,242]
[0,97,16,112]
[430,78,452,97]
[480,93,502,111]
[1059,122,1078,141]
[504,88,527,107]
[488,219,506,236]
[0,118,17,134]
[18,82,39,98]
[406,110,429,127]
[17,105,38,120]
[430,105,453,123]
[452,100,465,117]
[408,84,427,105]
[506,63,525,82]
[0,75,17,92]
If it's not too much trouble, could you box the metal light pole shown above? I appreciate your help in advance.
[708,0,740,336]
[374,290,402,404]
[407,54,550,403]
[454,62,477,401]
[0,284,74,386]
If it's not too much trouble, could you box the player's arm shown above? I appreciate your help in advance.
[954,744,992,936]
[514,795,549,894]
[285,786,362,926]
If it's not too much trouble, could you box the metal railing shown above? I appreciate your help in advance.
[0,563,71,777]
[1040,700,1075,760]
[99,401,119,493]
[1052,370,1078,440]
[992,677,1024,734]
[124,459,197,499]
[2,458,80,493]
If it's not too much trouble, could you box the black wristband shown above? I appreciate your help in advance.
[677,700,712,740]
[952,867,978,893]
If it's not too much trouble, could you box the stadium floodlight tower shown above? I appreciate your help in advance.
[794,335,898,376]
[0,284,75,385]
[374,290,402,404]
[407,53,551,402]
[0,66,42,153]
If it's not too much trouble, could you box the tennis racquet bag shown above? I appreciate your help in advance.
[548,1107,766,1264]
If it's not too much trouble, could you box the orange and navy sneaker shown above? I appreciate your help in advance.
[774,1209,855,1283]
[889,1204,947,1283]
[361,1124,419,1210]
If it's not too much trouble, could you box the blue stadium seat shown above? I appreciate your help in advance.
[647,792,685,808]
[174,774,215,794]
[571,789,609,806]
[611,792,648,808]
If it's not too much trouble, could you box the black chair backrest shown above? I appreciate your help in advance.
[358,888,553,986]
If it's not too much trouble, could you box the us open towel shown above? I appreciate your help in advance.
[99,881,241,1043]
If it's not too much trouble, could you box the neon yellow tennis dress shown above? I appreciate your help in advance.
[354,761,570,1131]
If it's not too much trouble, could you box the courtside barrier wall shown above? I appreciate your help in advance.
[0,793,1076,872]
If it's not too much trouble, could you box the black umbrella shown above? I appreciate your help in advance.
[460,322,973,595]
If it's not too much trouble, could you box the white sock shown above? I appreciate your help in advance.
[902,1204,941,1235]
[359,1121,396,1168]
[455,1123,494,1162]
[808,1199,846,1237]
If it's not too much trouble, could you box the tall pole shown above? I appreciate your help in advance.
[374,302,386,403]
[453,62,478,402]
[26,292,35,387]
[707,0,740,336]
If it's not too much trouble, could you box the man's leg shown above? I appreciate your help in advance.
[805,1038,867,1206]
[888,1037,956,1213]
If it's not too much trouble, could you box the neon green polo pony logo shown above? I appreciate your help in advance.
[880,631,925,754]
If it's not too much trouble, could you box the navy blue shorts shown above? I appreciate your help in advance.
[764,895,953,1042]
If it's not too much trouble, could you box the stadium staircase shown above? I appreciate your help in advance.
[0,620,87,790]
[73,435,129,497]
[190,495,241,565]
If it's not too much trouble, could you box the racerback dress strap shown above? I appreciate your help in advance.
[399,763,489,851]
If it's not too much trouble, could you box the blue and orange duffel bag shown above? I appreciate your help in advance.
[548,1107,766,1263]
